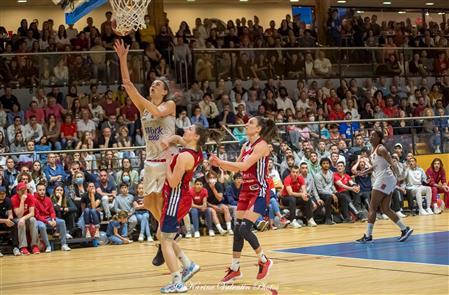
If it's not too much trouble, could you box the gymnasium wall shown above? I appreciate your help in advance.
[0,2,291,34]
[416,154,449,173]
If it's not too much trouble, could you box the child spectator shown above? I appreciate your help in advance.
[132,183,153,242]
[106,210,132,245]
[190,179,213,238]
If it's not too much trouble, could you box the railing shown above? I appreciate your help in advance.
[1,46,448,89]
[192,47,449,82]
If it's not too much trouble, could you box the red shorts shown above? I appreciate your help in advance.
[160,187,192,233]
[237,185,269,216]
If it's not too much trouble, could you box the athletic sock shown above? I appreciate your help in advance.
[226,222,232,231]
[216,224,224,232]
[230,258,240,271]
[171,271,182,284]
[366,223,374,237]
[396,220,407,231]
[178,251,191,269]
[258,251,268,263]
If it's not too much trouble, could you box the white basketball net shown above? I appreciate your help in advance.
[109,0,152,35]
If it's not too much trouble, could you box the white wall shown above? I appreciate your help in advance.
[0,2,292,33]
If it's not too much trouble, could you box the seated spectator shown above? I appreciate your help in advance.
[0,186,19,256]
[25,101,45,124]
[80,182,102,238]
[7,116,25,144]
[198,93,219,127]
[106,210,132,245]
[7,103,25,126]
[44,96,65,123]
[114,183,137,234]
[232,117,247,144]
[11,182,40,255]
[44,114,62,150]
[334,161,366,221]
[190,179,213,238]
[190,106,209,128]
[98,127,117,149]
[34,183,71,252]
[280,165,313,228]
[51,183,77,231]
[406,157,433,216]
[205,171,233,235]
[97,168,117,220]
[313,51,332,77]
[426,158,449,213]
[351,156,372,212]
[89,97,105,126]
[299,163,318,226]
[60,114,78,150]
[23,116,43,143]
[131,183,152,242]
[44,153,67,195]
[31,160,47,187]
[77,109,97,140]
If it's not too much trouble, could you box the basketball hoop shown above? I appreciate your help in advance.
[109,0,152,35]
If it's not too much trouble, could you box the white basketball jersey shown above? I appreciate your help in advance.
[370,144,394,180]
[141,109,176,160]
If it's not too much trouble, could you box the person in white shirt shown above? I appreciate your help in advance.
[23,116,43,143]
[276,87,295,112]
[7,116,26,143]
[77,108,97,138]
[295,90,309,111]
[175,109,191,129]
[88,98,105,126]
[313,51,332,76]
[405,157,433,216]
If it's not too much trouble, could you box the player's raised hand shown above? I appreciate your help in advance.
[114,39,129,60]
[208,154,220,167]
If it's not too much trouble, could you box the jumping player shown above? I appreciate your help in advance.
[115,39,177,266]
[159,124,208,293]
[209,116,277,283]
[356,129,413,243]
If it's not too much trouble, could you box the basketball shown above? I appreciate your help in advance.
[111,18,132,36]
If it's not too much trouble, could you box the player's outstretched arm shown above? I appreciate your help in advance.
[210,142,268,173]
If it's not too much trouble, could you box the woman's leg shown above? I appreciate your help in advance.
[380,193,399,223]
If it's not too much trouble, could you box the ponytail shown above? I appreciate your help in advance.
[112,210,128,221]
[256,116,278,142]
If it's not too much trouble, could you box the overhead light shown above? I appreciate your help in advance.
[187,0,195,2]
[337,0,347,3]
[425,12,430,16]
[398,11,406,14]
[290,0,300,2]
[240,0,248,2]
[438,12,445,15]
[383,1,391,4]
[356,10,365,14]
[17,0,27,2]
[425,2,434,5]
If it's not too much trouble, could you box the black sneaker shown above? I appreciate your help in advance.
[152,244,165,266]
[399,227,413,242]
[325,218,336,225]
[355,234,373,243]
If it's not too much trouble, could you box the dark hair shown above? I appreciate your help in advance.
[192,123,210,151]
[373,128,384,143]
[194,178,203,184]
[291,165,300,170]
[233,173,243,180]
[320,157,331,166]
[120,182,129,188]
[431,158,443,170]
[255,117,277,142]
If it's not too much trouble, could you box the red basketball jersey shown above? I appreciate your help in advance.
[240,138,269,194]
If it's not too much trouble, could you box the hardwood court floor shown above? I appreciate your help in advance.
[1,213,448,295]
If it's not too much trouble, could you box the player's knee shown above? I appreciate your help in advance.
[161,232,176,241]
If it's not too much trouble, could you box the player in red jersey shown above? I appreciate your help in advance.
[158,123,208,293]
[209,116,277,283]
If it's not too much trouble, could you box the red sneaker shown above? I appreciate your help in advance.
[20,247,30,256]
[256,258,273,280]
[32,245,40,254]
[221,267,242,284]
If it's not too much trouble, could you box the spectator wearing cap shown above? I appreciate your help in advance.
[0,186,19,256]
[394,143,406,162]
[34,183,71,252]
[11,181,40,255]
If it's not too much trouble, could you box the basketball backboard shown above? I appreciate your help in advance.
[60,0,108,25]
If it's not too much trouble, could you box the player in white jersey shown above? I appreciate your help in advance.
[115,40,176,266]
[356,129,413,243]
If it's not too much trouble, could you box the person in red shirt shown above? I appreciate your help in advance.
[189,179,213,238]
[426,158,449,212]
[44,96,65,122]
[333,162,365,222]
[280,165,313,228]
[101,90,120,117]
[60,113,78,149]
[11,182,40,255]
[34,183,71,252]
[25,101,45,124]
[328,102,345,121]
[382,97,399,118]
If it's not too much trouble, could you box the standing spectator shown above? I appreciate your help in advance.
[280,165,313,228]
[34,183,71,252]
[426,158,449,213]
[189,179,214,238]
[44,153,67,195]
[11,182,40,255]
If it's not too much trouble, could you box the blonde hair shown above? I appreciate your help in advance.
[112,210,128,221]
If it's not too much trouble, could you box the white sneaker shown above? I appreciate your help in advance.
[13,247,21,256]
[185,232,192,239]
[426,208,434,215]
[396,211,407,218]
[66,233,73,239]
[61,244,71,251]
[209,230,215,237]
[85,228,91,238]
[435,147,441,153]
[138,234,144,242]
[382,214,388,220]
[228,229,234,235]
[194,231,200,238]
[45,246,52,253]
[147,236,154,242]
[218,228,226,235]
[308,218,317,227]
[419,209,429,216]
[0,251,3,257]
[290,220,302,229]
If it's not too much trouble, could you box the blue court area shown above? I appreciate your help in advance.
[276,231,449,266]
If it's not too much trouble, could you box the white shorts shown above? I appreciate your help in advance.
[372,176,396,195]
[143,160,167,195]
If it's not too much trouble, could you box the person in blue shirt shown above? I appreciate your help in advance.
[106,210,132,245]
[190,106,209,128]
[44,153,67,195]
[224,173,242,223]
[339,112,360,139]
